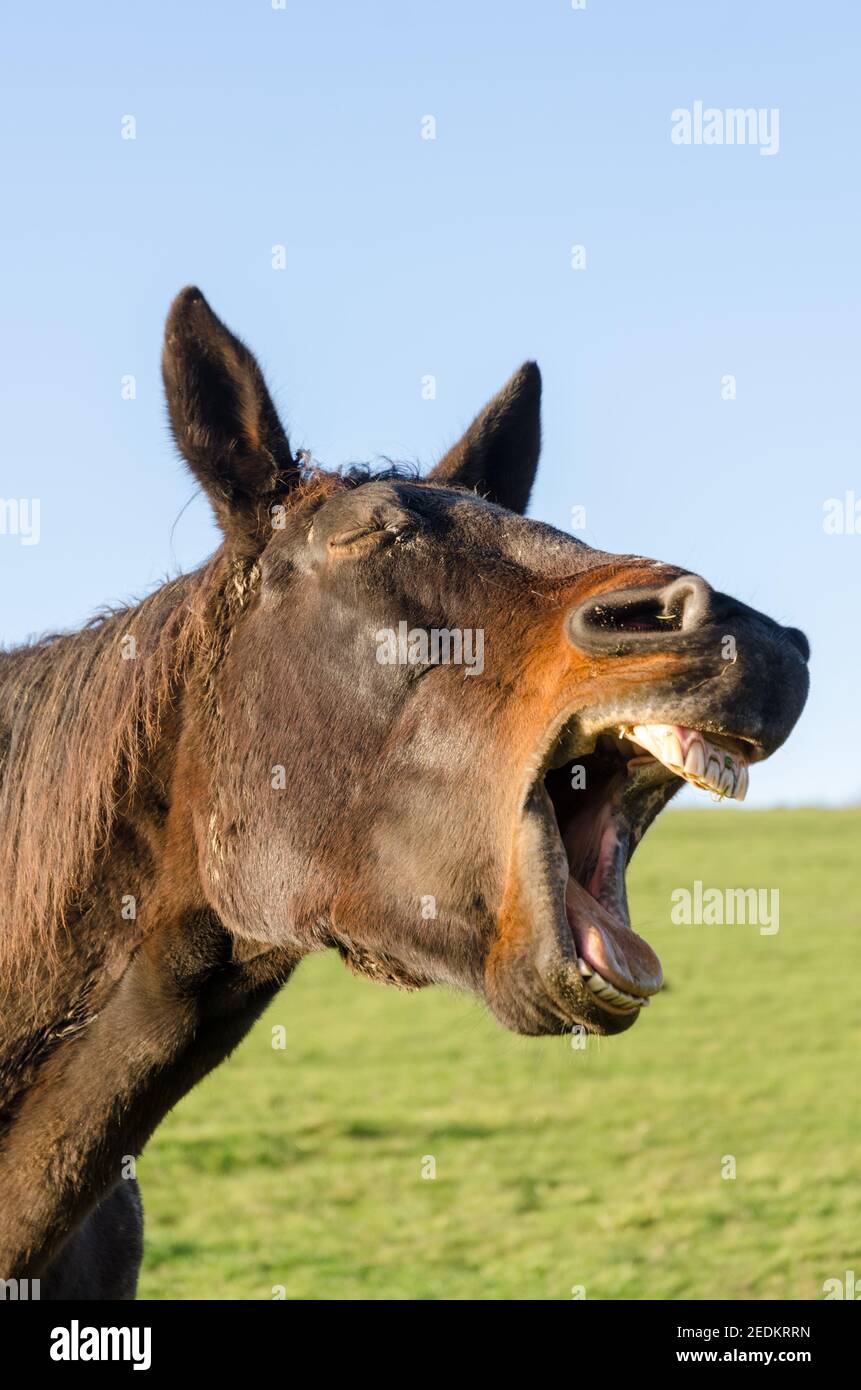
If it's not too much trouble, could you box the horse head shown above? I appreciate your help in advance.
[162,288,809,1037]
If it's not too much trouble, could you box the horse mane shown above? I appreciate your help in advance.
[0,467,348,979]
[0,568,211,975]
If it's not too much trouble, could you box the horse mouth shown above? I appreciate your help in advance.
[531,718,760,1030]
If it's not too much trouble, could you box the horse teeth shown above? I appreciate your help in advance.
[684,741,706,779]
[624,724,750,802]
[718,767,736,797]
[663,729,684,771]
[575,959,648,1010]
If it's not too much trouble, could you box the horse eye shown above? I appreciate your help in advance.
[326,521,419,557]
[326,527,397,557]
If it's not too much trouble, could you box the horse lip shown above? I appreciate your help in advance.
[522,672,773,801]
[497,781,647,1036]
[575,672,791,764]
[522,705,592,791]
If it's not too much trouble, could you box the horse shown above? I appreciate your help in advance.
[0,288,809,1298]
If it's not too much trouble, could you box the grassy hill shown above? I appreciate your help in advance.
[138,808,861,1300]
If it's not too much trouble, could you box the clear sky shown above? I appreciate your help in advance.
[1,1,858,807]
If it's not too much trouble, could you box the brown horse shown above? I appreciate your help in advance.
[0,289,809,1299]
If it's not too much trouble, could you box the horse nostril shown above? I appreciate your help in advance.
[659,574,713,632]
[783,626,810,662]
[567,573,715,655]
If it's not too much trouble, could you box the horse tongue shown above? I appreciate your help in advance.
[565,875,663,997]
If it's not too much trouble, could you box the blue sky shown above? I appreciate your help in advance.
[1,1,858,806]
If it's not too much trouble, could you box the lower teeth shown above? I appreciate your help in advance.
[576,958,648,1011]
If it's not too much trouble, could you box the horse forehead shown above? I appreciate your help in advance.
[316,479,406,527]
[296,476,610,579]
[430,496,607,576]
[363,478,606,570]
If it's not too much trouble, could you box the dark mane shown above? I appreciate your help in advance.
[0,569,209,977]
[0,467,351,978]
[340,461,422,486]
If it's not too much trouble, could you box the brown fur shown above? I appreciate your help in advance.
[0,289,808,1297]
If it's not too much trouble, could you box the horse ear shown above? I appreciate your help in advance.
[428,361,541,514]
[162,287,300,539]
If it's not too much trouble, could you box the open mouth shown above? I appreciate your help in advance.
[538,721,756,1022]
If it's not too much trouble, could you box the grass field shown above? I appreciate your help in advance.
[138,808,860,1300]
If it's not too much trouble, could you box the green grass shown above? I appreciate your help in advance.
[138,808,861,1300]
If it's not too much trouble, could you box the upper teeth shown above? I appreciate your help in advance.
[576,958,649,1012]
[621,724,749,801]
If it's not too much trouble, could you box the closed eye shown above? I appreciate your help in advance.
[327,523,418,556]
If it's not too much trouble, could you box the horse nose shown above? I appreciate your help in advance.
[782,626,810,662]
[567,573,714,655]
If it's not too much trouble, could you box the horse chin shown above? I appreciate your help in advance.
[487,711,766,1038]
